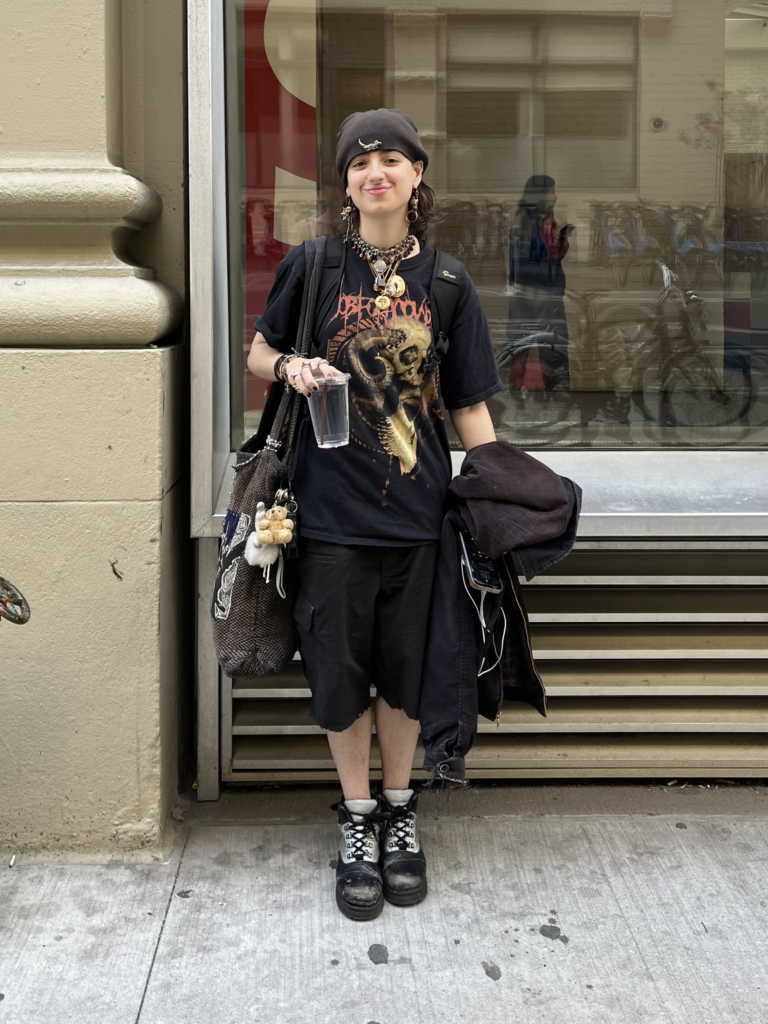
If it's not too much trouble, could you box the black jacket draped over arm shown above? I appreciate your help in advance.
[419,441,581,784]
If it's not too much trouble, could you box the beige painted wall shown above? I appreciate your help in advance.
[0,350,186,853]
[0,0,189,855]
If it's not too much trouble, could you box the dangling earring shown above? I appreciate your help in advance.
[341,195,355,240]
[407,188,419,224]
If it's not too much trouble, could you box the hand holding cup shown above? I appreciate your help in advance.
[284,355,345,397]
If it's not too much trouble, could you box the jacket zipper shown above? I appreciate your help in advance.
[502,556,547,715]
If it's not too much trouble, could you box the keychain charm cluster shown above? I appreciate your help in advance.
[371,257,406,310]
[242,489,298,597]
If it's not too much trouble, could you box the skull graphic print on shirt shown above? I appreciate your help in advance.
[329,289,438,476]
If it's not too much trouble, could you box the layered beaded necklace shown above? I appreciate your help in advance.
[345,227,416,310]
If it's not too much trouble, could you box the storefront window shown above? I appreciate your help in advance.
[225,0,768,450]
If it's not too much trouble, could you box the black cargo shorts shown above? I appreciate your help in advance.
[294,538,439,732]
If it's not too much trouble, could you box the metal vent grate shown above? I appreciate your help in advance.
[219,541,768,784]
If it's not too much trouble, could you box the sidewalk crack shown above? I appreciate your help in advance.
[134,829,190,1024]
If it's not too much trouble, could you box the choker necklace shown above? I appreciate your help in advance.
[345,228,415,265]
[345,228,416,310]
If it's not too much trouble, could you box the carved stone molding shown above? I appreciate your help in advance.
[0,168,161,223]
[0,164,183,346]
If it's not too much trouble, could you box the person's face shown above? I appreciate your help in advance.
[541,190,557,215]
[346,150,423,222]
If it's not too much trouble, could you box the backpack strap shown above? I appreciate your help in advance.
[310,235,346,356]
[323,233,345,268]
[428,249,464,369]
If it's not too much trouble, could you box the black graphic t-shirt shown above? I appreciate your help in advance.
[253,240,503,545]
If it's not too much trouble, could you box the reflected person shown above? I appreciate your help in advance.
[508,175,573,394]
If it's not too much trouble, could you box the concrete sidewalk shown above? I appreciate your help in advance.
[2,782,767,1024]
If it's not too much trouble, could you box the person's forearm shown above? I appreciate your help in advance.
[449,402,496,452]
[247,332,284,382]
[247,331,343,396]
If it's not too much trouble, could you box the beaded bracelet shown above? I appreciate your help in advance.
[273,351,296,383]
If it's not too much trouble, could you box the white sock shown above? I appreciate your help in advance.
[383,788,413,807]
[344,797,377,822]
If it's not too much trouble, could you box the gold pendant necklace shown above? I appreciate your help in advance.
[370,257,405,311]
[388,274,405,298]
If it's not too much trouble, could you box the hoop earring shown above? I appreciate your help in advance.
[407,188,419,224]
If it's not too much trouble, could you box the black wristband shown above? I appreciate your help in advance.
[273,354,285,382]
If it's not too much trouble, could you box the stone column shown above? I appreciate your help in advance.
[0,0,188,855]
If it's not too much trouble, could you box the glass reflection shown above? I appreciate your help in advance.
[497,175,575,435]
[227,0,768,448]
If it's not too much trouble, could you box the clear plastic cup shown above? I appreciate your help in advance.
[306,372,351,448]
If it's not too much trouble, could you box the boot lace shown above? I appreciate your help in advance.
[386,805,417,851]
[342,819,378,860]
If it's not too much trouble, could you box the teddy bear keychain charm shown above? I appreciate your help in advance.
[243,490,298,594]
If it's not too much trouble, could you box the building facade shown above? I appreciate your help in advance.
[1,1,188,854]
[1,0,766,851]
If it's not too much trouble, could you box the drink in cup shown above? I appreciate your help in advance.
[306,373,351,448]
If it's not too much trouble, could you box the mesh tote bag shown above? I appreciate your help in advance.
[211,236,326,677]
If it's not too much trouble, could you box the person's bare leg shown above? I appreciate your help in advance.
[326,708,374,800]
[374,697,420,790]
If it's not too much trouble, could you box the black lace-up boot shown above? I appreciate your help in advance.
[333,801,384,920]
[379,790,427,906]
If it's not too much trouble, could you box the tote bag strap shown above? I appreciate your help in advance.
[263,236,326,454]
[283,235,326,457]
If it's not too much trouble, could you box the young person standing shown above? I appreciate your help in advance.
[508,174,573,393]
[247,109,502,919]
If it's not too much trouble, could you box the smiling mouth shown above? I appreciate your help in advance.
[365,186,391,194]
